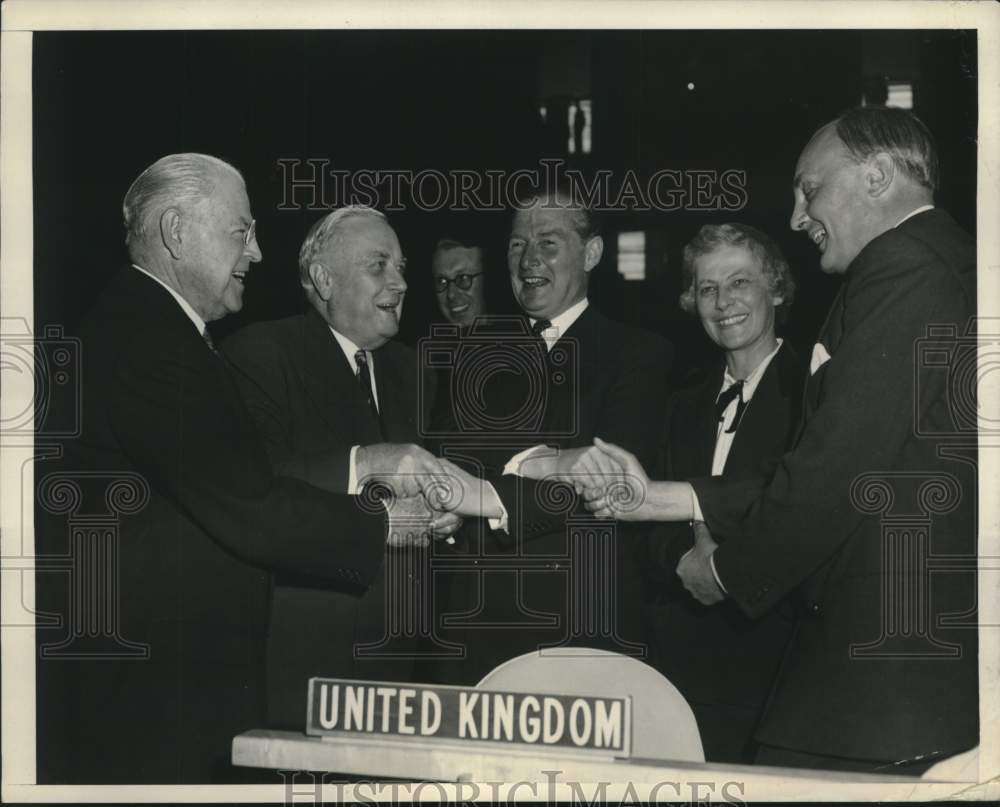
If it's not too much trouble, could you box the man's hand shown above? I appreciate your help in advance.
[576,437,650,520]
[356,443,448,499]
[428,458,504,519]
[385,494,462,547]
[428,509,463,539]
[676,521,724,605]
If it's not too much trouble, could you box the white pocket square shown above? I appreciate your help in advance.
[810,342,831,375]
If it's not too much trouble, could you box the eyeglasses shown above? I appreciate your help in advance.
[243,219,257,247]
[433,273,482,293]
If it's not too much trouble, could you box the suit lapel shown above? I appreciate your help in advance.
[725,347,782,474]
[696,366,724,473]
[299,310,383,444]
[544,306,597,439]
[372,346,416,442]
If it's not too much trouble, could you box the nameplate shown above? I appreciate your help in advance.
[306,677,632,758]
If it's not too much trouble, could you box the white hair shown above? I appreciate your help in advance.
[122,153,243,257]
[297,205,387,289]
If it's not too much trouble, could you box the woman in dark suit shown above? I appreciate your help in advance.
[643,223,805,763]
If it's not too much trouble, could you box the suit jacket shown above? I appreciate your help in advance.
[34,269,386,784]
[427,305,672,684]
[692,209,978,762]
[223,307,431,730]
[645,342,803,762]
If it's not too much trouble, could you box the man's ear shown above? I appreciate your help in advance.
[159,208,184,260]
[866,152,895,199]
[583,235,604,273]
[308,262,334,301]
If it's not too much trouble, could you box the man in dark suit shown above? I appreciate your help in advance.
[579,107,978,772]
[223,206,459,729]
[644,223,804,763]
[34,155,440,784]
[428,187,672,684]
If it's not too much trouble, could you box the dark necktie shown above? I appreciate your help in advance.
[531,318,552,341]
[715,379,747,434]
[355,350,381,425]
[202,327,220,357]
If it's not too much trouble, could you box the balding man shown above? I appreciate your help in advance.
[34,156,427,784]
[223,206,459,729]
[579,107,978,772]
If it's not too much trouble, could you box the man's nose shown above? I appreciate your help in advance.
[790,199,810,232]
[245,235,263,262]
[387,265,407,292]
[446,283,460,302]
[520,243,541,271]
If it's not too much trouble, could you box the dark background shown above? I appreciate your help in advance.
[33,29,977,378]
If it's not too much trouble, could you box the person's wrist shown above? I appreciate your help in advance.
[355,445,370,480]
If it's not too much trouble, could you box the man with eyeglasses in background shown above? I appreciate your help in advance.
[431,234,488,329]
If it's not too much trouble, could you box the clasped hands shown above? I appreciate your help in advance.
[525,438,724,605]
[355,443,503,547]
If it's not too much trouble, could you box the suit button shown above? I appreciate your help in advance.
[810,602,821,615]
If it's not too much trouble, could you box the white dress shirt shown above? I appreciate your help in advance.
[710,339,784,475]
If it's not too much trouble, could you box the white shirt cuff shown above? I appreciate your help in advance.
[690,485,705,522]
[485,481,509,533]
[502,444,548,477]
[348,444,361,494]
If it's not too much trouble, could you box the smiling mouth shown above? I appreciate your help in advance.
[717,313,749,327]
[232,270,249,284]
[376,302,400,316]
[810,227,828,249]
[520,276,549,289]
[449,303,470,313]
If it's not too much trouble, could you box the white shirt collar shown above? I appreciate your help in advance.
[329,326,379,410]
[328,326,367,373]
[895,205,935,228]
[131,263,207,336]
[530,297,589,349]
[721,338,783,402]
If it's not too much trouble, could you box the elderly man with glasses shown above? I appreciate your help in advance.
[34,156,424,784]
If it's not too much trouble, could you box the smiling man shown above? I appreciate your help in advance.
[432,236,487,328]
[576,106,978,773]
[34,156,403,784]
[223,206,459,727]
[424,186,672,686]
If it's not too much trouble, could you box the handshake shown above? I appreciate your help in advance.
[354,443,505,547]
[518,437,654,521]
